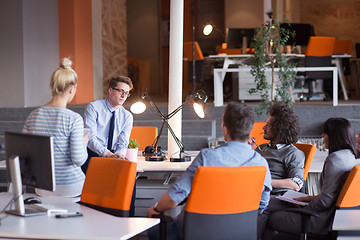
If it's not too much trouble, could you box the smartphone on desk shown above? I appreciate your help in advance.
[55,212,83,218]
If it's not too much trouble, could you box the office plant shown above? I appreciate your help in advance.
[249,11,296,115]
[128,138,140,149]
[126,138,140,162]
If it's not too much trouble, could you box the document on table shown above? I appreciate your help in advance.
[276,190,309,206]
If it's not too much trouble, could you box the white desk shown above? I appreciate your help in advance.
[0,192,159,240]
[333,209,360,239]
[306,150,327,196]
[136,155,193,173]
[213,66,338,106]
[332,54,352,101]
[210,54,348,106]
[134,153,195,216]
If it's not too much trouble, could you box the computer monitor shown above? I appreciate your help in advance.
[226,28,255,49]
[280,23,315,46]
[5,131,55,216]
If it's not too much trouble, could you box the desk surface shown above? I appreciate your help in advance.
[2,149,325,173]
[0,192,159,240]
[208,53,351,58]
[333,209,360,231]
[136,149,326,173]
[136,156,193,172]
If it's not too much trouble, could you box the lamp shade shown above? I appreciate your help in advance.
[193,89,208,119]
[203,24,213,36]
[193,102,205,118]
[130,101,146,114]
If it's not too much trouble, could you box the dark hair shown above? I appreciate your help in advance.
[269,101,300,144]
[223,102,255,141]
[323,118,360,157]
[108,76,133,91]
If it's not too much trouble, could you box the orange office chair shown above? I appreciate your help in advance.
[250,122,269,149]
[79,157,137,217]
[336,164,360,208]
[299,36,336,100]
[183,166,267,239]
[280,165,360,240]
[293,143,316,181]
[130,126,158,151]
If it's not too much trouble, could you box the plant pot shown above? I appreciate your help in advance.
[126,148,138,162]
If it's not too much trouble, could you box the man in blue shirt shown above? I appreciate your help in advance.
[83,76,135,216]
[147,102,272,239]
[82,76,133,174]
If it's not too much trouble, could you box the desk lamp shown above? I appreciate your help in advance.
[130,89,207,162]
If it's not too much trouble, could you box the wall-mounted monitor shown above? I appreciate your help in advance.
[280,23,315,46]
[5,131,55,216]
[225,28,255,49]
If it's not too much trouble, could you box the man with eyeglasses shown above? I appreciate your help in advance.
[82,76,134,174]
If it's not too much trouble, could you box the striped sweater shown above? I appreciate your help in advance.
[23,106,87,197]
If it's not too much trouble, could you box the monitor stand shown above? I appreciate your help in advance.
[6,156,46,217]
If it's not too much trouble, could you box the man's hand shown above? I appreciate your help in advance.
[105,151,116,158]
[114,153,125,159]
[105,151,126,159]
[147,206,158,218]
[272,178,300,191]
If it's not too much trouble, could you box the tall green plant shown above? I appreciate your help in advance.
[249,11,297,115]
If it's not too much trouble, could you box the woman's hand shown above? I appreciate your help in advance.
[83,132,90,145]
[294,195,317,202]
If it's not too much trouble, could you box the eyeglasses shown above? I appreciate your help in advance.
[112,87,130,97]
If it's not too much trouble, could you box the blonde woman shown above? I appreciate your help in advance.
[23,58,88,197]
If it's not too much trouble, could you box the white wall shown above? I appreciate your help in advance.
[0,0,25,107]
[225,0,264,28]
[0,0,58,108]
[23,0,58,107]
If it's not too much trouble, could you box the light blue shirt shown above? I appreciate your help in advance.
[85,99,133,157]
[168,141,272,212]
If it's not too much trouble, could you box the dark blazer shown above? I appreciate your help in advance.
[307,149,358,233]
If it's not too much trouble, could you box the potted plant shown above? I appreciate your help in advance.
[126,138,140,162]
[249,10,297,115]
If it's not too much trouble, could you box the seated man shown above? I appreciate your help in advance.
[254,102,305,192]
[147,102,272,239]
